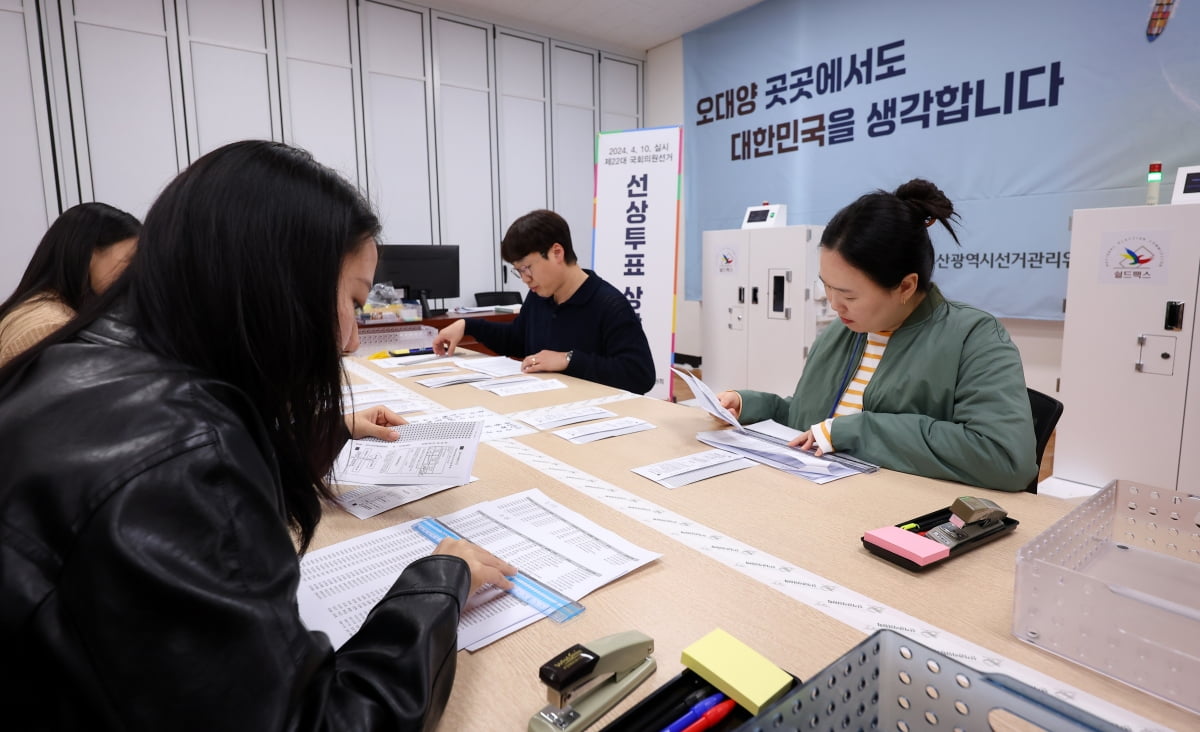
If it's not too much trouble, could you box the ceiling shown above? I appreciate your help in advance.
[421,0,764,57]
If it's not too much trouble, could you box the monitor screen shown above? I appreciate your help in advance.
[374,244,460,299]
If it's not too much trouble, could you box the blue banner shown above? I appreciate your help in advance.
[683,0,1200,318]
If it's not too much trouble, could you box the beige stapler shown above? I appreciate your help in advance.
[528,630,656,732]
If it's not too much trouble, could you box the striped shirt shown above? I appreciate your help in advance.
[811,330,892,453]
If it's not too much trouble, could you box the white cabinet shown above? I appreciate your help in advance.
[1053,203,1200,491]
[701,225,828,398]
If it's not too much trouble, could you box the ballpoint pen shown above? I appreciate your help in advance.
[680,698,737,732]
[662,692,725,732]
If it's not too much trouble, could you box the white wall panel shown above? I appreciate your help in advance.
[361,1,435,245]
[0,2,56,297]
[277,0,363,186]
[180,0,278,157]
[73,21,182,217]
[551,44,598,268]
[600,54,641,132]
[496,30,551,294]
[433,14,498,306]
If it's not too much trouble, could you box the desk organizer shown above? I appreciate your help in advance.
[734,629,1119,732]
[1013,479,1200,714]
[353,323,436,355]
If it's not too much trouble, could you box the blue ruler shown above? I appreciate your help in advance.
[412,517,585,623]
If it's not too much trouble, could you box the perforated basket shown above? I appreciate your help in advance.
[1013,479,1200,714]
[734,629,1119,732]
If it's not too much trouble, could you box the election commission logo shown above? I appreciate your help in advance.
[1103,234,1165,282]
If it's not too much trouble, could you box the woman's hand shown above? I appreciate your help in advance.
[716,390,743,420]
[433,319,466,356]
[787,429,822,455]
[521,350,568,374]
[344,405,406,440]
[434,538,518,594]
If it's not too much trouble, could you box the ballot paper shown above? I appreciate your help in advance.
[670,368,865,483]
[470,375,538,392]
[297,488,660,651]
[456,355,523,377]
[416,371,495,388]
[632,449,757,489]
[340,383,438,415]
[515,404,618,430]
[385,365,457,379]
[405,406,536,442]
[552,417,656,444]
[331,421,483,485]
[486,378,568,397]
[333,477,479,519]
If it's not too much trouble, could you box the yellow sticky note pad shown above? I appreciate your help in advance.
[681,628,791,715]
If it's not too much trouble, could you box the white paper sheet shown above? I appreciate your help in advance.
[416,372,495,388]
[696,429,857,484]
[386,366,457,378]
[334,477,478,519]
[631,448,756,489]
[405,406,536,442]
[514,404,618,430]
[297,488,660,651]
[487,378,568,397]
[332,421,483,485]
[470,375,538,392]
[456,355,523,377]
[552,417,656,444]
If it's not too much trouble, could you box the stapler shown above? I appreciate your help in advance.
[528,630,656,732]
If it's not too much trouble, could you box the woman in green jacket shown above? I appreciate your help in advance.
[717,179,1037,492]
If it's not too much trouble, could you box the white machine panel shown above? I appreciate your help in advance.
[1053,204,1200,491]
[701,225,824,398]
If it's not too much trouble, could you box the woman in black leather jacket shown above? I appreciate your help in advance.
[0,140,515,730]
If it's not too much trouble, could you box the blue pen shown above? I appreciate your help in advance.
[661,692,725,732]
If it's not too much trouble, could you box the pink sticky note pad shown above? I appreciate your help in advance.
[863,526,950,566]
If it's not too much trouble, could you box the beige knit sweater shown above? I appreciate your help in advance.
[0,295,75,367]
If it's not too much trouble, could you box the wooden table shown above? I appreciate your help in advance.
[320,355,1198,731]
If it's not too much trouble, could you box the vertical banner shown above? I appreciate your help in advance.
[593,126,682,401]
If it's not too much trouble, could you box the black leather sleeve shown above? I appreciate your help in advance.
[45,425,470,731]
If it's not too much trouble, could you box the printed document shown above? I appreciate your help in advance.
[297,488,660,651]
[632,448,756,489]
[332,421,483,485]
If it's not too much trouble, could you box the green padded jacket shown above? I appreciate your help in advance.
[737,285,1038,492]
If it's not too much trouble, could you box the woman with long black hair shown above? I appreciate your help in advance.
[0,140,514,730]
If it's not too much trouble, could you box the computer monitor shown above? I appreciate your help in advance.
[374,244,460,317]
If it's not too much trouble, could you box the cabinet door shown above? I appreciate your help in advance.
[48,0,187,217]
[0,0,57,296]
[746,226,813,399]
[701,229,750,392]
[360,0,436,245]
[178,0,280,158]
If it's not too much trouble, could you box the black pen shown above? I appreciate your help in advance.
[640,687,713,732]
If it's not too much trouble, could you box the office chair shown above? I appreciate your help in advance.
[474,291,523,307]
[1026,388,1064,493]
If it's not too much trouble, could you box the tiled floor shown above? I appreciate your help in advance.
[669,368,1056,481]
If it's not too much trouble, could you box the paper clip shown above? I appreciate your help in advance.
[412,517,585,623]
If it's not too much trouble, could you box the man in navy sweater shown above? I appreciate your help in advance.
[433,209,655,394]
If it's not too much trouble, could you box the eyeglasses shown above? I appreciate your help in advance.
[508,262,535,279]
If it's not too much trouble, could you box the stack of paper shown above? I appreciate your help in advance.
[298,489,660,651]
[632,448,756,489]
[515,404,618,430]
[553,416,655,444]
[332,421,484,486]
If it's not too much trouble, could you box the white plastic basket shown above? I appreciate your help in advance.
[1013,479,1200,714]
